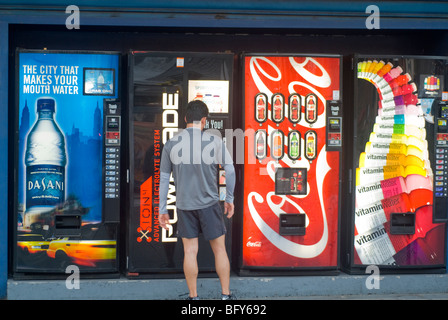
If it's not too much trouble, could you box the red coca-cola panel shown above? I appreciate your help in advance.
[242,55,341,268]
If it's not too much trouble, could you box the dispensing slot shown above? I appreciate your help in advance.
[54,215,81,236]
[390,212,415,235]
[279,213,306,236]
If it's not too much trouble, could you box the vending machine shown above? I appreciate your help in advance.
[342,55,447,273]
[127,51,234,276]
[13,50,122,277]
[239,54,343,274]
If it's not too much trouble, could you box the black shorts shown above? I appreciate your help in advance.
[177,202,227,241]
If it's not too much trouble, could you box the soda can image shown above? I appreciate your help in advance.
[288,93,301,124]
[271,129,284,160]
[255,129,267,161]
[304,130,317,160]
[254,93,268,124]
[271,93,284,124]
[288,130,301,160]
[305,93,318,124]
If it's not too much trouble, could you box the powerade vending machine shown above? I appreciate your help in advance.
[342,55,447,273]
[127,51,233,276]
[239,54,343,274]
[13,50,121,277]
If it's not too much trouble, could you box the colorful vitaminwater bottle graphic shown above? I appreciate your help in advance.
[24,98,67,228]
[272,93,284,125]
[355,174,432,209]
[376,62,393,78]
[305,93,318,124]
[288,93,301,124]
[383,66,403,83]
[255,130,267,161]
[271,129,284,160]
[304,130,317,160]
[288,130,300,160]
[354,59,437,266]
[255,93,268,124]
[424,75,440,92]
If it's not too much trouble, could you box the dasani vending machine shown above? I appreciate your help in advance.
[14,50,121,277]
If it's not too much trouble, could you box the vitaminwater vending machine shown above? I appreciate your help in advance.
[342,55,447,273]
[127,51,234,276]
[239,54,343,274]
[13,50,122,277]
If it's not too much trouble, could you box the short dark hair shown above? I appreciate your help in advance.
[185,100,209,123]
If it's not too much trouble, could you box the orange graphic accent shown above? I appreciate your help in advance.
[138,177,153,243]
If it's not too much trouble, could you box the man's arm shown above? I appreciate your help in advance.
[222,162,235,204]
[221,141,236,218]
[159,172,171,230]
[222,162,235,218]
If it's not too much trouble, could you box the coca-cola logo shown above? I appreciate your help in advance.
[246,241,262,248]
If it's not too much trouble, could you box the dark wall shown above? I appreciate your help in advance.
[9,25,448,56]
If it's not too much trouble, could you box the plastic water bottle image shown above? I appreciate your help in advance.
[24,98,67,229]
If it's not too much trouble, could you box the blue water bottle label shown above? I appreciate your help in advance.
[26,165,65,208]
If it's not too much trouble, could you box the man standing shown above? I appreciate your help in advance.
[159,100,236,300]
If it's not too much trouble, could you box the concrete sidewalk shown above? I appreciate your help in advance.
[290,293,448,299]
[6,271,448,300]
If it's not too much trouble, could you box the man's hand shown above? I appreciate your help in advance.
[224,202,234,219]
[159,213,171,230]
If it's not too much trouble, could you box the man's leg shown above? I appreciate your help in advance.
[209,234,230,295]
[182,237,199,298]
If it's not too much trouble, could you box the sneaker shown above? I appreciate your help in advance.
[186,296,200,300]
[221,293,236,300]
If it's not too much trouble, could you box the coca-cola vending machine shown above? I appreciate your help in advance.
[239,54,343,274]
[13,50,121,277]
[127,51,234,276]
[342,55,447,273]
